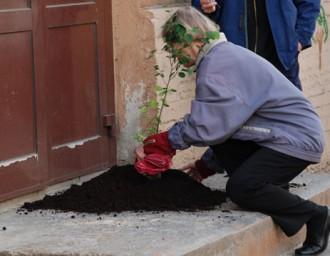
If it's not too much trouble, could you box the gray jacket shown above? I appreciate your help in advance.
[168,40,325,163]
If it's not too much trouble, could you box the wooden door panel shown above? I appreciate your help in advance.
[0,32,36,160]
[0,0,30,9]
[47,24,100,145]
[46,137,110,184]
[0,9,32,34]
[44,0,112,183]
[46,4,97,28]
[0,1,42,201]
[0,159,40,200]
[46,0,95,5]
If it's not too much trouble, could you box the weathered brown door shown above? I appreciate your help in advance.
[0,0,115,201]
[0,0,43,201]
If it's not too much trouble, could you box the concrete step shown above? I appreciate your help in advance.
[0,171,330,256]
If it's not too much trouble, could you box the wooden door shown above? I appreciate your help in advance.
[0,0,44,201]
[0,0,115,201]
[43,0,115,184]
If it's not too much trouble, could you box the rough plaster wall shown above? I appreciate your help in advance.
[112,0,201,167]
[300,1,330,172]
[112,0,157,165]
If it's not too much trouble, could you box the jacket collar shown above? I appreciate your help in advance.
[195,32,227,68]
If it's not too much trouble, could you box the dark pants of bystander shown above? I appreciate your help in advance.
[276,56,302,91]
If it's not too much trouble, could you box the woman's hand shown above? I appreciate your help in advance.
[179,162,204,182]
[200,0,217,14]
[135,145,146,161]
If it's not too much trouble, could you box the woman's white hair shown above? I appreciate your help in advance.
[162,6,220,42]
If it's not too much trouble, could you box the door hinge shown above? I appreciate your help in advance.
[103,114,115,136]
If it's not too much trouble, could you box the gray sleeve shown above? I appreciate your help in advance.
[168,76,254,150]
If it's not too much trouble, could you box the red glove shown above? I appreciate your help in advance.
[134,131,175,176]
[135,153,172,176]
[186,160,216,182]
[143,131,176,157]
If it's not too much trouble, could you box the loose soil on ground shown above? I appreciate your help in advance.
[22,165,226,214]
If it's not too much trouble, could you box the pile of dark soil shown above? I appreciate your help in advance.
[22,165,226,214]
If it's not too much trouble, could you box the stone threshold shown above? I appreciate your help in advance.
[0,172,329,256]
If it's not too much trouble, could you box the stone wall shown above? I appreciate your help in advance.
[111,0,156,165]
[112,0,196,167]
[300,0,330,171]
[113,0,330,170]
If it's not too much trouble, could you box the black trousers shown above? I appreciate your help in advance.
[211,139,325,237]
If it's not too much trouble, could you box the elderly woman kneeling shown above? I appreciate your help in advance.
[135,7,329,256]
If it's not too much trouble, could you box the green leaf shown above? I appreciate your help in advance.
[155,85,163,91]
[191,27,200,34]
[182,68,194,76]
[148,99,159,109]
[201,38,209,44]
[178,72,186,78]
[146,49,157,59]
[139,106,148,113]
[146,127,158,134]
[177,53,191,65]
[162,45,170,52]
[206,31,220,40]
[183,33,193,45]
[155,72,165,77]
[189,68,195,75]
[158,90,168,96]
[175,24,186,38]
[134,131,146,142]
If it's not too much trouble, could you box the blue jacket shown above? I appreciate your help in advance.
[168,40,324,163]
[192,0,320,69]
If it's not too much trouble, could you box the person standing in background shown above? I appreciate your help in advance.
[192,0,321,90]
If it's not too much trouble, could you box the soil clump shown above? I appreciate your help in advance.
[22,165,226,214]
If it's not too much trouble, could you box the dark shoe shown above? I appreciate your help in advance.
[295,208,330,255]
